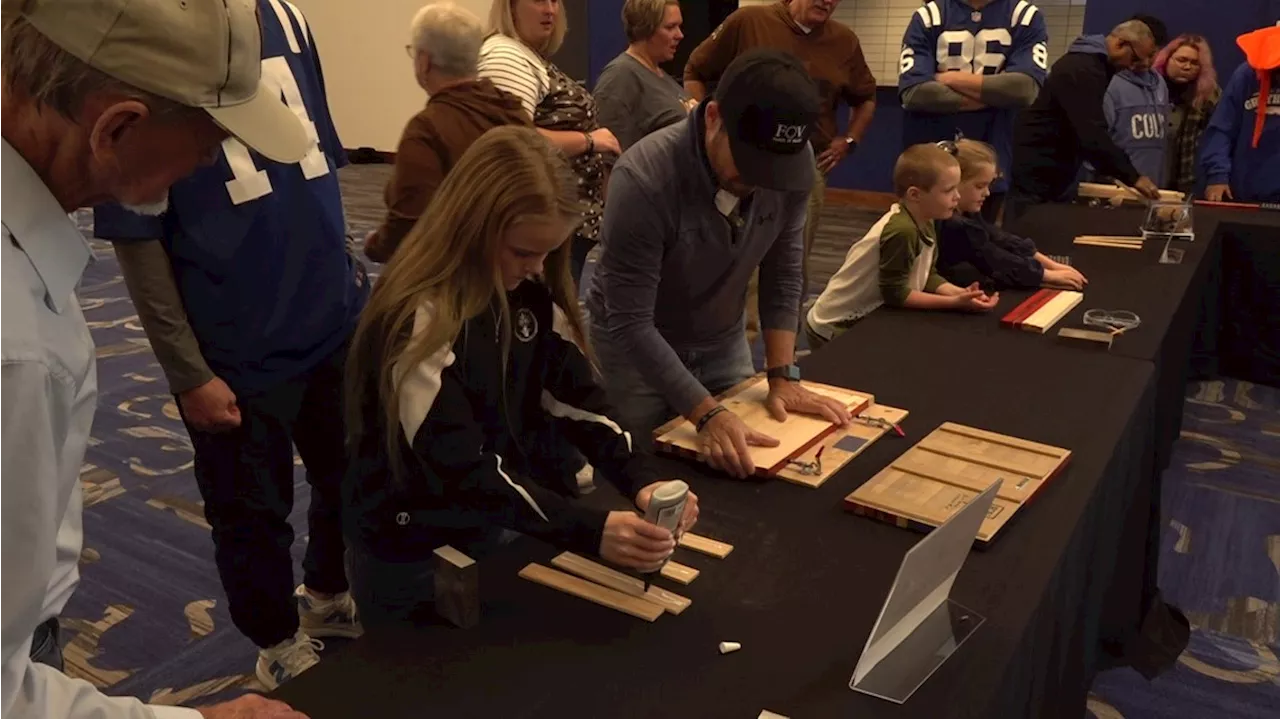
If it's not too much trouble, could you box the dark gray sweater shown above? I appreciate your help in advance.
[586,105,807,416]
[593,52,691,151]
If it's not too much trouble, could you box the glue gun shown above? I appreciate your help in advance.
[642,480,688,587]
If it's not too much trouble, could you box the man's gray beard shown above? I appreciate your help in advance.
[123,197,170,216]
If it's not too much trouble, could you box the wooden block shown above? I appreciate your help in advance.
[654,377,873,478]
[434,545,479,628]
[550,552,645,596]
[1058,327,1115,349]
[660,560,699,585]
[678,532,733,558]
[1020,290,1082,334]
[518,563,663,621]
[775,403,910,488]
[643,585,692,615]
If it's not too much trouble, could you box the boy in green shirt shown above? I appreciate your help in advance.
[806,143,999,348]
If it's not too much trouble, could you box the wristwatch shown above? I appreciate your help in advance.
[766,364,801,382]
[844,136,858,151]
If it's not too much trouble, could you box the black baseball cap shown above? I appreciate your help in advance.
[713,49,820,192]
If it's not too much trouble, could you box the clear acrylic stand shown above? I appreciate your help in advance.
[850,481,999,704]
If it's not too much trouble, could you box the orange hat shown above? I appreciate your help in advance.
[1237,25,1280,148]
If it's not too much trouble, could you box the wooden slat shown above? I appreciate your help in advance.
[433,545,476,569]
[550,552,645,596]
[846,469,1021,542]
[1021,291,1082,334]
[548,552,692,615]
[890,451,1037,502]
[643,585,692,615]
[915,437,1059,478]
[660,560,699,584]
[937,423,1069,460]
[678,532,733,558]
[518,564,663,621]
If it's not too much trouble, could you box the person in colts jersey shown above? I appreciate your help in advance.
[92,0,365,690]
[899,0,1049,221]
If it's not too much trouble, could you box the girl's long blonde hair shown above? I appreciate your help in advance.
[954,139,998,181]
[345,125,587,475]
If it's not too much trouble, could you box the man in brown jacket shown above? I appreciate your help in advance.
[685,0,876,338]
[364,2,530,262]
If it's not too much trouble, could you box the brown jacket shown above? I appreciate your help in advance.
[684,1,876,151]
[369,78,529,262]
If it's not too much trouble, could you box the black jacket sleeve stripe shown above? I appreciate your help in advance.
[544,306,658,499]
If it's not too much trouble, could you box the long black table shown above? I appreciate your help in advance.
[1202,210,1280,386]
[276,324,1158,719]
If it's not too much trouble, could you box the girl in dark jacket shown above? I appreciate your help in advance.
[344,126,698,624]
[938,140,1089,291]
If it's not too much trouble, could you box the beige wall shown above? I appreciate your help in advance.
[295,0,495,151]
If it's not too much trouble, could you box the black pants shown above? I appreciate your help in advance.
[182,341,351,649]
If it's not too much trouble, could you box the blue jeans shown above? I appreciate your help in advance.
[30,618,63,670]
[592,327,756,441]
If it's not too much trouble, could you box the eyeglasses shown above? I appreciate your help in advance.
[404,44,414,58]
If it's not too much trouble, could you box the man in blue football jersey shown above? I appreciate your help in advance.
[93,0,365,690]
[899,0,1050,222]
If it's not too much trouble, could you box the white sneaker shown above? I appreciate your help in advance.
[295,585,363,639]
[255,628,322,691]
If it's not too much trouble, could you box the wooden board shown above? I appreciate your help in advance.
[654,377,873,478]
[775,403,910,488]
[643,585,692,615]
[518,563,663,621]
[1078,182,1185,205]
[1002,290,1082,333]
[550,552,691,615]
[660,560,699,585]
[677,532,733,558]
[1019,291,1082,334]
[844,422,1071,544]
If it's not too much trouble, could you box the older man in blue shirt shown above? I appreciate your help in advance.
[1,2,309,718]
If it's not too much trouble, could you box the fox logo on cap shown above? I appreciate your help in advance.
[773,123,809,144]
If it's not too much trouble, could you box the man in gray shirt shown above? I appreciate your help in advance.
[587,49,850,479]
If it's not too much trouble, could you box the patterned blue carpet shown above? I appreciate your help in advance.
[60,195,1279,714]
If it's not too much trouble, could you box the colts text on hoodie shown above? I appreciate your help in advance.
[1101,69,1172,187]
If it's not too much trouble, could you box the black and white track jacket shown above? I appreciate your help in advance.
[344,279,658,562]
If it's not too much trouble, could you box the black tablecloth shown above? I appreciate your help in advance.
[275,326,1157,719]
[1195,210,1280,387]
[1001,205,1219,473]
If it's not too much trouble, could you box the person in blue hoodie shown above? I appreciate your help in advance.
[1010,20,1162,215]
[1096,68,1172,187]
[1202,25,1280,203]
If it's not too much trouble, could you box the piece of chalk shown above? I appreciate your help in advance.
[718,641,741,655]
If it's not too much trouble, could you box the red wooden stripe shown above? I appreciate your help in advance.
[763,396,872,476]
[1000,289,1052,326]
[1001,289,1057,328]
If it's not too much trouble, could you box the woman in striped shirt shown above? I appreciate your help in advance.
[480,0,620,281]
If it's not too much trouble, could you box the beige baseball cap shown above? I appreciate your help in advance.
[13,0,307,163]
